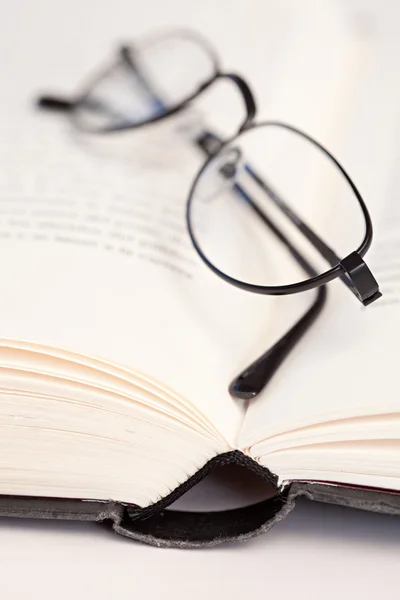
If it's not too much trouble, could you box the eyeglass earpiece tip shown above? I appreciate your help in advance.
[36,95,74,112]
[229,379,258,400]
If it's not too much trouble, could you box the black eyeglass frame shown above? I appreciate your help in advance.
[186,121,380,306]
[38,29,379,306]
[38,29,255,133]
[36,28,381,400]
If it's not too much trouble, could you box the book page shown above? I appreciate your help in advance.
[0,113,301,445]
[0,4,367,447]
[240,74,400,448]
[240,231,400,446]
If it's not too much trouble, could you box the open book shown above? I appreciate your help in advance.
[0,107,399,547]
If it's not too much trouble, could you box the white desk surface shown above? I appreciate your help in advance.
[1,0,399,597]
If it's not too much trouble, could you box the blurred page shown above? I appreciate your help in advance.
[0,115,283,445]
[0,0,377,448]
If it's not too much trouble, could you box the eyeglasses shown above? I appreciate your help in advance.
[37,28,382,400]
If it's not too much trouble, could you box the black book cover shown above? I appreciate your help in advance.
[0,451,399,548]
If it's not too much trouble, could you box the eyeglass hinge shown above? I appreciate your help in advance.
[195,131,223,157]
[340,251,382,306]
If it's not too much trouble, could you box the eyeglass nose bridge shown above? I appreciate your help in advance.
[212,72,257,133]
[340,252,381,306]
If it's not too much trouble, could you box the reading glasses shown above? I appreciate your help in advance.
[37,28,382,400]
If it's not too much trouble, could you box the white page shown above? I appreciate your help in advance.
[262,440,400,491]
[1,0,400,592]
[0,114,306,445]
[240,110,400,448]
[241,206,400,446]
[0,0,369,449]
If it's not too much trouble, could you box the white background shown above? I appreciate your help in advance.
[1,0,400,597]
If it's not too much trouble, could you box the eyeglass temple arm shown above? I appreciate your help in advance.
[35,46,145,114]
[197,131,340,264]
[228,180,327,400]
[196,131,327,400]
[231,287,326,400]
[35,46,138,112]
[246,166,341,265]
[37,93,136,128]
[119,46,164,111]
[37,95,75,111]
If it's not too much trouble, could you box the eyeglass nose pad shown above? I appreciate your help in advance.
[199,148,243,203]
[219,147,242,177]
[219,161,238,179]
